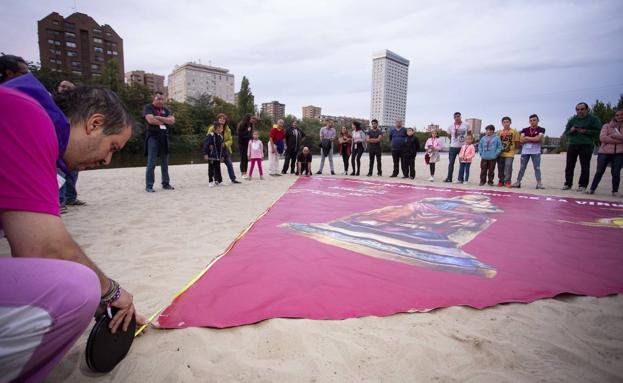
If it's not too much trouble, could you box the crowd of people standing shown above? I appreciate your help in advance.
[142,91,622,197]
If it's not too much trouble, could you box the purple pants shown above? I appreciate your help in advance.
[0,258,100,383]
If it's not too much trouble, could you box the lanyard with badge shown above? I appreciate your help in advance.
[154,107,167,130]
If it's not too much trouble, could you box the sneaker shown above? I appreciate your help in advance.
[561,185,571,190]
[60,205,68,214]
[401,176,409,179]
[390,174,398,178]
[208,182,215,188]
[281,170,287,175]
[316,171,322,175]
[536,183,545,189]
[145,187,155,193]
[428,176,434,182]
[295,172,300,176]
[454,180,462,184]
[350,172,356,176]
[275,173,282,177]
[479,182,485,186]
[511,182,521,188]
[331,171,336,175]
[497,181,504,187]
[162,184,175,190]
[366,173,372,177]
[585,189,595,195]
[505,181,512,188]
[66,199,87,206]
[378,172,382,176]
[443,179,451,183]
[577,186,586,192]
[487,182,494,186]
[242,174,248,179]
[232,180,242,184]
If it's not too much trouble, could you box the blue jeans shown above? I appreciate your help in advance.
[223,149,237,181]
[146,136,170,189]
[497,156,514,183]
[458,162,471,182]
[590,153,623,192]
[59,170,78,206]
[516,154,541,183]
[446,147,460,181]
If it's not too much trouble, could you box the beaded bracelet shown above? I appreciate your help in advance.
[100,279,121,306]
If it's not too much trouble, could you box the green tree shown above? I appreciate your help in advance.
[237,76,255,116]
[591,99,614,125]
[97,58,122,92]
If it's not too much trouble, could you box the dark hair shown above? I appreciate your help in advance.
[485,124,495,131]
[453,112,461,117]
[0,54,27,83]
[238,113,252,134]
[54,86,134,136]
[529,114,539,121]
[352,121,361,130]
[577,102,589,110]
[502,116,512,123]
[154,91,164,97]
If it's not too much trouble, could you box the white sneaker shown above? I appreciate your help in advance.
[428,176,434,182]
[242,174,248,179]
[215,181,221,186]
[208,182,215,187]
[577,186,586,192]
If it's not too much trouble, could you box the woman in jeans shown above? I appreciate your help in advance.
[587,109,623,196]
[337,126,352,175]
[350,121,366,175]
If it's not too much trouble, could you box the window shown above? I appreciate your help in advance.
[105,32,112,37]
[92,73,101,78]
[94,47,104,53]
[106,50,112,55]
[112,51,118,56]
[71,61,81,67]
[66,51,77,57]
[72,70,82,75]
[95,56,104,62]
[55,40,61,46]
[66,41,76,48]
[93,28,101,34]
[111,43,117,48]
[91,64,99,70]
[65,32,76,38]
[93,37,103,44]
[47,39,54,44]
[52,20,60,25]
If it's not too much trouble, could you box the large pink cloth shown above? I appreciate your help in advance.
[158,177,623,329]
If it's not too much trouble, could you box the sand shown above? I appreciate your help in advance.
[1,153,622,382]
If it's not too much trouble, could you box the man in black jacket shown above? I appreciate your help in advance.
[401,127,420,180]
[282,120,306,174]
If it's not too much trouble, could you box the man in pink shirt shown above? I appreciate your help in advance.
[0,77,144,381]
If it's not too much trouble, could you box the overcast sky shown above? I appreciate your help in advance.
[2,0,622,135]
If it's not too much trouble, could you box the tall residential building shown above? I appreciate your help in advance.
[38,12,124,81]
[465,118,482,139]
[261,101,286,121]
[302,105,322,120]
[167,62,235,103]
[370,50,409,129]
[125,70,165,93]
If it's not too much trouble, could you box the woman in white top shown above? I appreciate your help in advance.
[350,121,366,176]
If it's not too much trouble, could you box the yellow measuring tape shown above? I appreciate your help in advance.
[134,188,288,337]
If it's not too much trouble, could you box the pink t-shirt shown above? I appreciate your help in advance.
[0,87,60,227]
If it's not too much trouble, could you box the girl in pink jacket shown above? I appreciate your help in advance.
[247,130,264,180]
[457,134,476,184]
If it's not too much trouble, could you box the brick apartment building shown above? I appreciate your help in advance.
[38,12,124,81]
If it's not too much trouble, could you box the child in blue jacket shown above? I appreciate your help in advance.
[478,125,502,186]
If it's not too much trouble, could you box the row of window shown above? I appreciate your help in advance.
[50,21,113,37]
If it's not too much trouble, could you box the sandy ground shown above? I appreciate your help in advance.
[2,153,622,382]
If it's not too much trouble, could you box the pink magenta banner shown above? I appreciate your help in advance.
[158,177,623,329]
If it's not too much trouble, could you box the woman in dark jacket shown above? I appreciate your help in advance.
[337,126,352,175]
